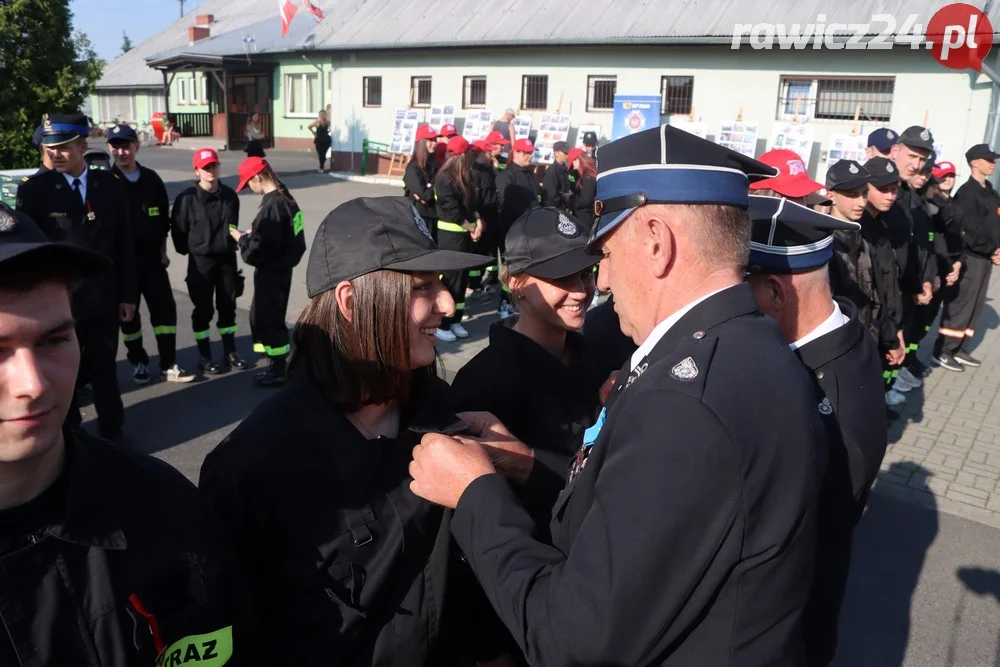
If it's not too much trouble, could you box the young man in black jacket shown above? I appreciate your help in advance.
[171,149,248,375]
[541,141,573,210]
[108,124,194,385]
[933,144,1000,370]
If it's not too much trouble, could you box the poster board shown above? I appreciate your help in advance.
[389,108,421,155]
[575,123,602,149]
[533,113,572,163]
[428,105,456,131]
[770,123,816,162]
[668,119,707,139]
[716,121,759,158]
[512,115,532,142]
[462,109,494,141]
[611,94,661,140]
[823,134,868,176]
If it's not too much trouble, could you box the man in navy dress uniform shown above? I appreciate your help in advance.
[746,196,888,665]
[410,125,828,665]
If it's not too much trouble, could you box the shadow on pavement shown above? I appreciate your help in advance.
[833,464,939,667]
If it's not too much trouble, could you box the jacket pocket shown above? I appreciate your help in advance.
[317,505,377,618]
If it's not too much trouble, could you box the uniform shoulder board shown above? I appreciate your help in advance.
[21,176,29,182]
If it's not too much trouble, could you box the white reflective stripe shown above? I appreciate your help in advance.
[596,163,748,180]
[660,123,668,164]
[767,198,787,246]
[749,235,833,256]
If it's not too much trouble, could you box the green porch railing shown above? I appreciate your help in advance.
[361,139,391,176]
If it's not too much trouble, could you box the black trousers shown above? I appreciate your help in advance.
[903,290,943,370]
[251,268,293,357]
[121,261,178,369]
[315,139,331,170]
[68,317,124,435]
[437,227,471,329]
[186,253,239,342]
[935,254,993,356]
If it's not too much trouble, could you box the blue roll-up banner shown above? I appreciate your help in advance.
[611,95,662,140]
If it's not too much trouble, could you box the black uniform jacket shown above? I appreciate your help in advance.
[953,177,1000,259]
[573,175,597,231]
[495,163,540,234]
[198,368,463,666]
[928,193,966,272]
[452,284,827,666]
[471,161,498,218]
[888,186,937,294]
[0,429,250,666]
[434,172,477,226]
[541,161,572,209]
[171,184,240,256]
[404,159,436,219]
[449,319,606,528]
[237,190,306,270]
[112,164,170,259]
[16,168,137,321]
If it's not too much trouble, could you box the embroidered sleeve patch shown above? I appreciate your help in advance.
[156,626,233,667]
[292,211,304,236]
[148,207,160,217]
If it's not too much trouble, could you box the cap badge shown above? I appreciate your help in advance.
[557,213,579,238]
[410,203,434,242]
[787,160,805,176]
[42,113,52,133]
[818,396,834,415]
[848,163,859,174]
[920,129,930,141]
[670,356,699,381]
[887,163,895,173]
[887,131,895,139]
[112,126,120,134]
[0,210,17,233]
[594,200,604,216]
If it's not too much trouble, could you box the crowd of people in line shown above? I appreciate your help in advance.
[1,106,998,666]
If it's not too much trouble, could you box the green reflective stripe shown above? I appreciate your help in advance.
[264,344,289,356]
[928,232,935,242]
[883,370,892,380]
[455,302,465,310]
[891,369,899,379]
[501,283,511,294]
[217,326,238,336]
[147,206,160,217]
[468,270,482,277]
[906,343,919,352]
[122,331,143,342]
[155,626,233,667]
[153,325,176,336]
[925,325,931,332]
[253,342,266,353]
[292,211,304,236]
[228,224,237,230]
[193,330,210,341]
[437,221,467,233]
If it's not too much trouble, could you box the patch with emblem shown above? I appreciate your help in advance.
[292,211,304,235]
[147,206,160,217]
[410,203,434,241]
[920,128,930,141]
[848,163,859,174]
[42,113,52,133]
[887,131,895,139]
[112,126,120,134]
[818,396,834,415]
[155,626,233,667]
[887,163,895,173]
[0,210,16,233]
[670,356,699,381]
[556,212,579,238]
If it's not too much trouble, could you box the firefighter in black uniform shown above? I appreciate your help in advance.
[933,143,1000,370]
[0,205,254,665]
[745,195,887,666]
[231,157,306,387]
[411,126,827,665]
[541,141,574,210]
[16,112,136,441]
[199,196,489,665]
[171,148,248,375]
[107,124,194,385]
[495,138,541,317]
[404,124,439,240]
[468,139,501,294]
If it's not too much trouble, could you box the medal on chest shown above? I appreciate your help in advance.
[567,406,606,483]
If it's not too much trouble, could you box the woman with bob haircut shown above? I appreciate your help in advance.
[198,196,489,665]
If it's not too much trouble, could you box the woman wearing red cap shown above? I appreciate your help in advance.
[404,125,439,241]
[433,135,482,342]
[570,151,597,230]
[230,157,307,386]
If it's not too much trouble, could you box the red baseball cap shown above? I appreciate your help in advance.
[415,124,438,142]
[749,149,823,198]
[447,135,470,155]
[236,156,268,192]
[567,147,585,167]
[193,148,220,170]
[439,124,458,138]
[485,131,510,146]
[932,160,957,179]
[513,138,535,153]
[471,139,490,152]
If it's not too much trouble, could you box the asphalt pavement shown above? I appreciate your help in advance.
[79,145,1000,667]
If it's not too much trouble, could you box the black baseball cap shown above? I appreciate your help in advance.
[0,204,108,277]
[867,128,898,153]
[106,124,138,143]
[897,125,935,152]
[306,196,489,297]
[582,131,598,147]
[966,143,1000,162]
[504,208,597,279]
[864,157,901,187]
[825,160,872,192]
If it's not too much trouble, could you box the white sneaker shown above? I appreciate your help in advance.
[161,364,195,383]
[885,389,907,406]
[451,323,470,339]
[132,363,150,385]
[897,367,923,388]
[435,328,457,343]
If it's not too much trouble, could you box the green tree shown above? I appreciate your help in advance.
[0,0,105,169]
[121,30,133,54]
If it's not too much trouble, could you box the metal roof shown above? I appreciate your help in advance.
[99,0,1000,88]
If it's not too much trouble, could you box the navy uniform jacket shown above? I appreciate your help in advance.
[452,284,827,666]
[16,168,136,322]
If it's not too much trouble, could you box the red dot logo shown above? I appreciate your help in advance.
[928,3,993,71]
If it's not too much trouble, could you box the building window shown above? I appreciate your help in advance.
[411,76,432,107]
[521,75,548,110]
[660,76,694,116]
[777,76,895,122]
[200,76,208,104]
[148,90,166,115]
[177,78,187,105]
[363,76,382,107]
[98,92,136,123]
[189,78,198,105]
[463,76,487,109]
[587,75,617,112]
[285,72,318,117]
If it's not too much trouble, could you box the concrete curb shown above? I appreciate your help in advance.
[328,172,404,187]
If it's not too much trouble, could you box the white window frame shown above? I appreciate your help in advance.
[586,75,617,112]
[463,75,487,109]
[285,72,318,118]
[189,78,198,106]
[177,78,187,105]
[411,76,432,108]
[200,76,208,104]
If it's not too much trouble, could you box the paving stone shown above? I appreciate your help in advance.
[957,471,977,487]
[946,489,989,508]
[975,476,996,492]
[949,483,991,500]
[968,450,988,464]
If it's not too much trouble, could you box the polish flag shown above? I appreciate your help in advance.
[302,0,325,20]
[278,0,298,36]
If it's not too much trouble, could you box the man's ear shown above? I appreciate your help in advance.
[644,213,676,278]
[334,281,354,322]
[768,275,787,311]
